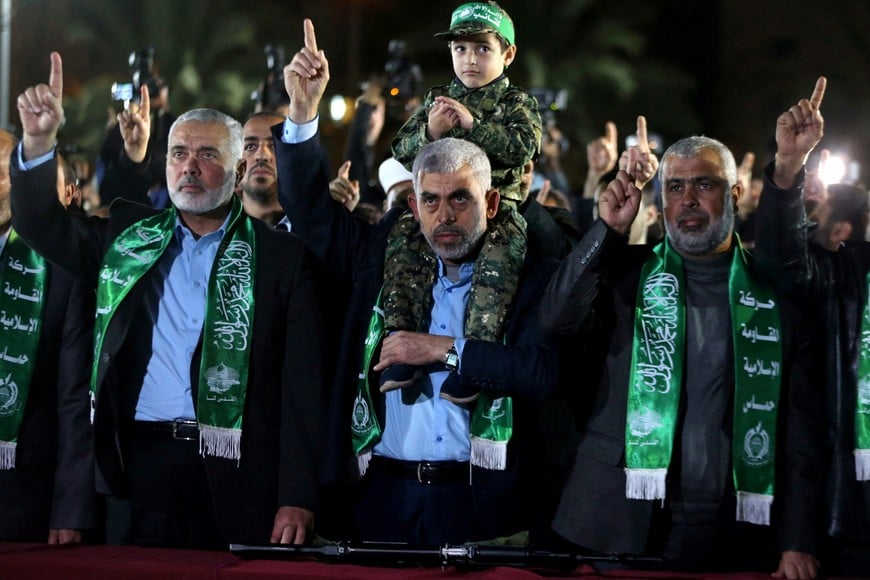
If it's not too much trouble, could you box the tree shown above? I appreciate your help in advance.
[59,0,263,155]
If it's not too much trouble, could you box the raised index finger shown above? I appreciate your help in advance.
[739,152,755,174]
[338,160,351,179]
[49,52,63,97]
[604,121,617,147]
[635,116,649,152]
[303,18,319,54]
[809,76,826,110]
[138,84,151,119]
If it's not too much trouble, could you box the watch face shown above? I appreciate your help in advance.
[445,345,459,370]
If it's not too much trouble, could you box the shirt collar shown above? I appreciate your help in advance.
[173,210,233,243]
[437,259,475,288]
[451,73,509,92]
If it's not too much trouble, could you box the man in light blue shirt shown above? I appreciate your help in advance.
[277,20,559,546]
[11,52,327,550]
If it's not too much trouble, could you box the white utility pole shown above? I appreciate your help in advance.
[0,0,11,130]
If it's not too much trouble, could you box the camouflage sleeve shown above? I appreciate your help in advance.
[390,89,439,171]
[467,88,542,169]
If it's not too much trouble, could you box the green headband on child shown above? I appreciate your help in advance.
[434,3,515,46]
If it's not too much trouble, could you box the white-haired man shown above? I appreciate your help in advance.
[11,52,326,550]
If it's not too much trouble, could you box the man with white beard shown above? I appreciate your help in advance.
[9,52,327,550]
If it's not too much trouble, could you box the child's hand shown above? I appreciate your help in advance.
[434,96,474,131]
[427,102,458,140]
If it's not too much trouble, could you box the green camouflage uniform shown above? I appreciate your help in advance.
[391,76,542,203]
[382,204,525,339]
[383,76,539,335]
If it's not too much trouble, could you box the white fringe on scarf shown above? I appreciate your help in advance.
[0,441,16,470]
[625,468,667,500]
[356,450,372,478]
[470,436,507,470]
[736,491,772,526]
[855,449,870,481]
[199,425,241,463]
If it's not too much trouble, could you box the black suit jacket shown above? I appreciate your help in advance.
[275,129,560,529]
[540,220,823,557]
[0,255,96,541]
[11,153,327,544]
[753,164,870,542]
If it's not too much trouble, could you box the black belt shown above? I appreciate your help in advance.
[367,456,470,485]
[133,420,200,441]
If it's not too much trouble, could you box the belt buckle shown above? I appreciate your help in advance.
[171,420,198,441]
[416,462,429,484]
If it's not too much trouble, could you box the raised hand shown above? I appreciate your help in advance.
[535,176,552,206]
[583,121,618,199]
[587,121,618,176]
[618,116,659,189]
[328,160,361,211]
[117,85,151,163]
[285,19,330,124]
[737,151,755,192]
[17,52,65,159]
[774,76,826,188]
[598,167,642,236]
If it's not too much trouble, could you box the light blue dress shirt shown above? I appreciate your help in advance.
[17,144,229,420]
[18,146,55,171]
[282,117,472,461]
[373,262,471,462]
[134,216,229,421]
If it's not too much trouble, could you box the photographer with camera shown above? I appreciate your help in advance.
[97,46,175,209]
[528,88,571,197]
[383,39,423,125]
[253,44,291,116]
[338,41,422,209]
[341,78,387,207]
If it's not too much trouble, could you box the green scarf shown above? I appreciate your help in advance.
[0,230,47,469]
[625,237,782,525]
[93,197,256,461]
[855,272,870,480]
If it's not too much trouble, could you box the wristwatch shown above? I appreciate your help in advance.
[444,342,459,372]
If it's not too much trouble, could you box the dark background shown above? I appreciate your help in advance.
[5,0,869,190]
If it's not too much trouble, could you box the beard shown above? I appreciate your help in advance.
[423,219,487,264]
[666,199,734,256]
[242,180,277,205]
[241,162,278,205]
[169,171,236,215]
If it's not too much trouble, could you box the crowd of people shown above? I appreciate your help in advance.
[1,2,868,579]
